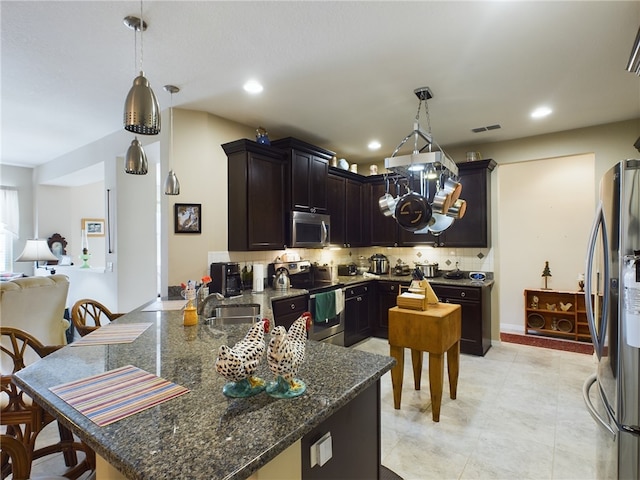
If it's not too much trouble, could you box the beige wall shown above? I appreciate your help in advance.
[165,109,254,286]
[496,153,594,332]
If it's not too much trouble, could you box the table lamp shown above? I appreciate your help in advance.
[15,239,58,274]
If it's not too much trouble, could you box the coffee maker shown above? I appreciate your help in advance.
[209,262,243,297]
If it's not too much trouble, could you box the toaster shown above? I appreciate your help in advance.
[337,264,357,276]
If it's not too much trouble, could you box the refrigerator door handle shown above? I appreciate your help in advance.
[585,202,609,359]
[621,424,640,436]
[583,374,617,438]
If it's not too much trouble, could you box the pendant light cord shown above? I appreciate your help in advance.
[139,0,144,73]
[170,92,174,171]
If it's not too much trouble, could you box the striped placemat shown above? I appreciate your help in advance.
[70,323,153,346]
[49,365,190,426]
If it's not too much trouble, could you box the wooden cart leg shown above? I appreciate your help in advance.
[390,345,404,410]
[428,352,445,422]
[447,340,460,400]
[411,349,423,390]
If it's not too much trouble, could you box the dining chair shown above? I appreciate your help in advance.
[0,434,69,480]
[71,299,123,337]
[0,327,95,479]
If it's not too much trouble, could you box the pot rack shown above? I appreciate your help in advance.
[381,87,465,236]
[384,87,459,180]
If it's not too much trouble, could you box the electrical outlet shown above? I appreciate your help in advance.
[309,431,332,468]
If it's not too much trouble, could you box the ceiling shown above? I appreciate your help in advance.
[2,1,639,180]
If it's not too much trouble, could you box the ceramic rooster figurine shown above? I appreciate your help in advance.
[266,313,312,398]
[215,319,269,398]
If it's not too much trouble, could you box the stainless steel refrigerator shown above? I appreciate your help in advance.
[584,159,640,479]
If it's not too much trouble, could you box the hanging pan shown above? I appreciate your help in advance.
[378,177,397,217]
[395,187,432,232]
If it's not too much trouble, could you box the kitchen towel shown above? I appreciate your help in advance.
[253,263,264,292]
[49,365,189,427]
[314,291,336,323]
[335,288,345,315]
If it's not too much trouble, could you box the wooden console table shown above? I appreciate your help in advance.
[388,303,461,422]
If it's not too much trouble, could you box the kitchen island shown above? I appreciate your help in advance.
[13,305,395,480]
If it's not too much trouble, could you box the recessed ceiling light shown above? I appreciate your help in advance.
[368,140,381,150]
[243,80,263,94]
[531,106,552,118]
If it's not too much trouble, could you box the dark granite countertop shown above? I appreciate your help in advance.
[14,307,394,480]
[203,273,493,323]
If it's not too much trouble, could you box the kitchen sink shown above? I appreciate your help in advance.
[206,303,260,325]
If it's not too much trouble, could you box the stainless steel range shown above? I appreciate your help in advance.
[268,261,345,346]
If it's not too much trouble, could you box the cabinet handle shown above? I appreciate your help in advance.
[290,303,296,310]
[357,297,362,302]
[461,292,466,297]
[310,207,317,213]
[391,286,396,291]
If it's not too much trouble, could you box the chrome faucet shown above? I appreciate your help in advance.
[198,291,225,317]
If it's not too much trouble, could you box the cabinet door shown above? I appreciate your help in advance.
[224,139,286,251]
[327,174,346,246]
[291,151,328,213]
[247,153,287,250]
[291,150,312,211]
[374,281,405,338]
[345,179,365,247]
[431,284,488,356]
[344,284,371,346]
[369,180,399,246]
[441,159,495,247]
[309,155,328,212]
[272,295,308,331]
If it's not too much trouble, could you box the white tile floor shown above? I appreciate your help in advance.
[28,339,598,480]
[354,338,600,480]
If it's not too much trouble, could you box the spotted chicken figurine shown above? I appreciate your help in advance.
[215,319,269,398]
[266,313,312,398]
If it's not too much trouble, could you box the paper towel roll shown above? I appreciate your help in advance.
[253,264,264,292]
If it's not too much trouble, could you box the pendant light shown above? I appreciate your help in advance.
[123,1,160,135]
[125,137,148,174]
[164,85,180,196]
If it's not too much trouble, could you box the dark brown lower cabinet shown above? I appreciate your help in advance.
[344,283,372,347]
[301,381,380,479]
[272,294,309,331]
[430,284,492,356]
[373,280,408,339]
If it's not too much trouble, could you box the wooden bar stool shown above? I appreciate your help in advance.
[388,303,461,422]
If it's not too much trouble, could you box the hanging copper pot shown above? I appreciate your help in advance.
[446,199,467,219]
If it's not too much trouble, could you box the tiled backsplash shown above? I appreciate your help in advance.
[221,246,493,281]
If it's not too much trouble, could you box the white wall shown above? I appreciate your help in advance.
[38,182,106,267]
[0,165,34,276]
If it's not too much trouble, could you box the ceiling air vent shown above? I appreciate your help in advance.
[472,124,502,133]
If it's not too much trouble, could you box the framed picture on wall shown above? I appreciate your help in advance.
[82,218,105,237]
[174,203,201,234]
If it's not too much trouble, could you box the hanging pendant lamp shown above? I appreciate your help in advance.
[123,4,160,135]
[125,137,148,174]
[164,85,180,195]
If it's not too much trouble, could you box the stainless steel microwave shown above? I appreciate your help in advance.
[290,211,330,248]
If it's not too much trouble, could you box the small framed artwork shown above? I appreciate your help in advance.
[82,218,105,237]
[174,203,201,234]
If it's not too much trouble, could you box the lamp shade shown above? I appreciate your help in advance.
[164,170,180,195]
[15,239,58,262]
[125,137,148,175]
[124,72,161,135]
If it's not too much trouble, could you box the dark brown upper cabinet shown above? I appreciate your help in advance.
[327,168,366,248]
[271,137,334,214]
[222,139,287,251]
